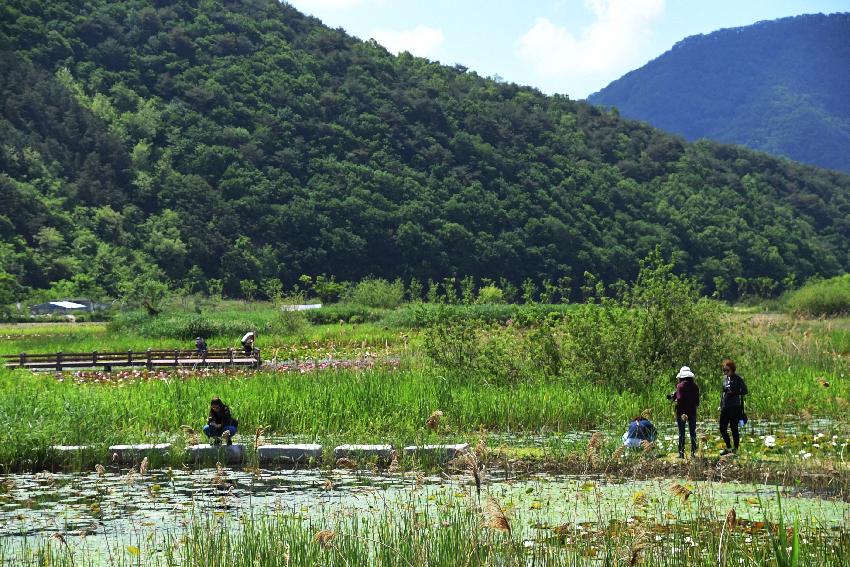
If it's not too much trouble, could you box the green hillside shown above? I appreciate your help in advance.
[1,0,850,304]
[588,13,850,173]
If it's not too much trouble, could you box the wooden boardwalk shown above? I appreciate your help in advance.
[2,348,261,371]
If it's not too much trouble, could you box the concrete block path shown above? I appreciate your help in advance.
[257,444,322,464]
[333,444,394,462]
[108,443,171,464]
[403,443,470,462]
[186,443,246,464]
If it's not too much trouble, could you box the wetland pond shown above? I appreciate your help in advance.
[1,464,848,564]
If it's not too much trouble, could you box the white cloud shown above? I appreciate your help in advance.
[517,0,665,77]
[370,25,444,58]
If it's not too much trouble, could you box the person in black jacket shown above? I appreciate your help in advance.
[202,397,238,445]
[718,359,748,455]
[668,366,700,458]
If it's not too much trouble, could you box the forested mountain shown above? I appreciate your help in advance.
[588,13,850,173]
[1,1,850,304]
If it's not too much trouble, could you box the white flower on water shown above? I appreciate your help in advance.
[803,452,812,459]
[764,435,776,447]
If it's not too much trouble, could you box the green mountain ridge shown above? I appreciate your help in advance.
[588,13,850,173]
[1,0,849,304]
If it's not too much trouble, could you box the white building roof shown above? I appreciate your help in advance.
[49,301,87,309]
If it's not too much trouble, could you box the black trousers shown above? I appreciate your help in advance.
[719,406,743,449]
[676,413,697,456]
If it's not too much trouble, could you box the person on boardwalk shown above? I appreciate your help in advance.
[203,397,238,445]
[719,359,748,455]
[240,331,256,356]
[195,336,208,355]
[668,366,700,458]
[622,416,657,449]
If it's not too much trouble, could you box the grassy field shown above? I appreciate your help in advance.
[0,302,848,473]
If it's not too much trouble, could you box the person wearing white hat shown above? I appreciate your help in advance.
[667,366,700,458]
[240,331,256,356]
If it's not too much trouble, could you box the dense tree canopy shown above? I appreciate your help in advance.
[1,0,849,302]
[589,13,850,174]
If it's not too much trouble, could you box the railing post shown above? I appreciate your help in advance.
[19,352,26,367]
[174,349,179,365]
[56,352,63,372]
[228,347,234,364]
[256,348,261,369]
[128,350,133,365]
[92,351,98,366]
[146,349,152,370]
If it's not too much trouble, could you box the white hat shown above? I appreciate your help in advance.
[676,366,694,379]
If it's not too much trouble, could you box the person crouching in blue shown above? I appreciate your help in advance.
[622,416,657,449]
[203,397,238,445]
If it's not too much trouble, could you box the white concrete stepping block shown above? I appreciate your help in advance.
[403,443,470,462]
[333,444,393,462]
[108,443,171,463]
[50,445,94,453]
[257,444,322,465]
[186,444,246,464]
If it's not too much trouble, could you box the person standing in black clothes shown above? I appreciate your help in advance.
[718,359,748,455]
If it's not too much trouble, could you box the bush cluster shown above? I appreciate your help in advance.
[423,250,728,390]
[785,275,850,317]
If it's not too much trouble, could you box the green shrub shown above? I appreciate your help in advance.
[109,311,253,340]
[381,302,572,328]
[343,278,405,309]
[785,275,850,317]
[276,294,310,336]
[305,304,387,325]
[421,249,728,390]
[476,284,505,304]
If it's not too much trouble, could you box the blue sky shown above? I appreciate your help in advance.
[285,0,850,98]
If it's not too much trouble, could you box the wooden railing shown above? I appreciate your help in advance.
[2,348,261,370]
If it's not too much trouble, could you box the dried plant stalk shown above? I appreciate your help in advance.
[336,457,358,469]
[725,508,737,529]
[426,410,443,431]
[314,530,336,547]
[671,483,692,502]
[449,450,481,500]
[484,497,511,535]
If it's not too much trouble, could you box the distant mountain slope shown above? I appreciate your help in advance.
[1,1,850,304]
[588,13,850,173]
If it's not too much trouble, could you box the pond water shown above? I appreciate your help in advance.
[1,464,847,562]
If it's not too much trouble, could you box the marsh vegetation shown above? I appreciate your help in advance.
[1,258,849,565]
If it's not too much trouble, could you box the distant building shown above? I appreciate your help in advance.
[281,303,322,311]
[29,299,106,315]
